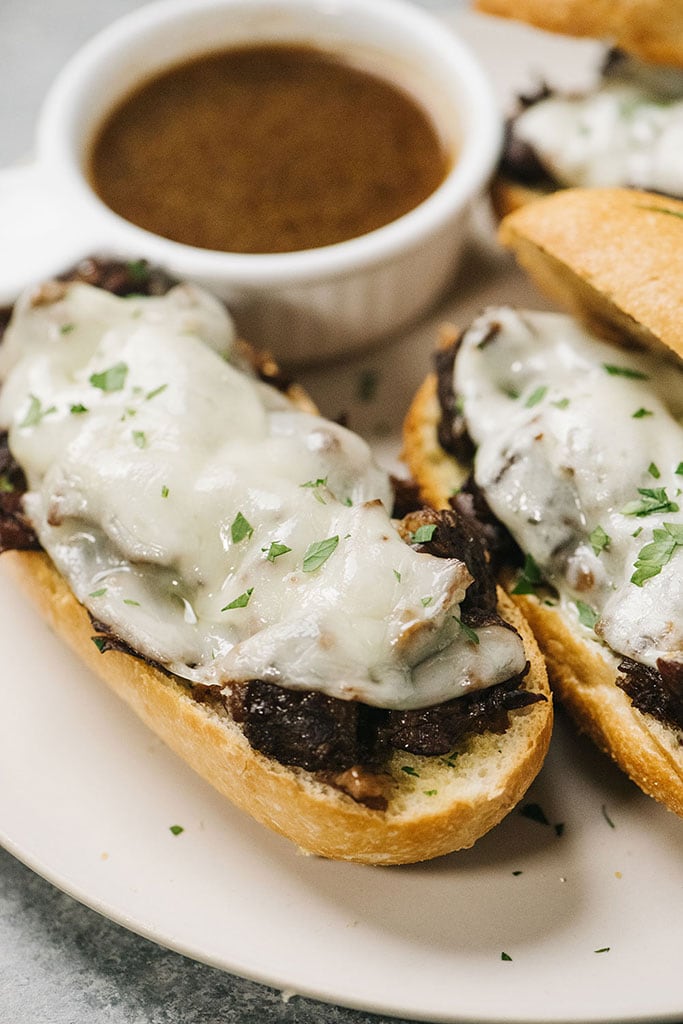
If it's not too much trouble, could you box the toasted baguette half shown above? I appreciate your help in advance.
[0,268,551,866]
[403,187,683,816]
[475,0,683,68]
[2,550,551,865]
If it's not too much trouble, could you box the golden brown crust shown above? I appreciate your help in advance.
[475,0,683,67]
[2,549,552,864]
[500,187,683,361]
[402,314,683,818]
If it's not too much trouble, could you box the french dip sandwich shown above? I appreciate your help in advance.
[403,187,683,816]
[475,0,683,217]
[0,259,551,865]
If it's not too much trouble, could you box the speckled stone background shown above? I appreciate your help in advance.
[0,1,455,1021]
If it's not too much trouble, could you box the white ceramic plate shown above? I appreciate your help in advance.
[2,11,683,1024]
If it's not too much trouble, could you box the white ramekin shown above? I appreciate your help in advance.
[0,0,501,364]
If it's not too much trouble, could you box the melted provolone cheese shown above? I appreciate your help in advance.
[454,308,683,669]
[0,283,526,709]
[514,58,683,196]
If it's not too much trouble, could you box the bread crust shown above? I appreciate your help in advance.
[475,0,683,67]
[402,190,683,815]
[2,548,552,864]
[500,187,683,361]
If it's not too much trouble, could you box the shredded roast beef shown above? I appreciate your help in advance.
[0,433,40,552]
[617,658,683,734]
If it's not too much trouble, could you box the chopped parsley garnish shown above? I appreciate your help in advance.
[589,525,610,556]
[0,475,15,493]
[393,569,402,583]
[302,535,339,572]
[594,947,610,954]
[221,587,254,611]
[123,598,141,606]
[90,361,129,392]
[632,526,643,538]
[357,368,379,402]
[632,408,653,419]
[631,522,683,586]
[525,384,547,408]
[89,588,107,597]
[126,259,149,284]
[161,484,169,498]
[424,789,437,796]
[91,637,107,653]
[551,397,570,410]
[300,477,328,503]
[60,322,75,334]
[648,462,661,479]
[576,601,599,630]
[603,363,649,381]
[230,511,254,543]
[511,553,543,595]
[601,804,615,829]
[621,487,679,517]
[410,523,436,544]
[145,383,168,400]
[421,595,433,607]
[263,541,291,562]
[19,394,56,428]
[169,824,184,836]
[452,616,480,645]
[677,462,683,476]
[501,952,513,962]
[401,765,419,777]
[70,403,88,415]
[132,430,146,449]
[519,802,549,826]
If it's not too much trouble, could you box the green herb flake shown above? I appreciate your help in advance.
[0,475,15,493]
[393,569,402,583]
[452,616,480,645]
[631,522,683,586]
[231,511,254,544]
[123,598,141,607]
[551,397,570,410]
[161,484,169,498]
[132,430,147,449]
[60,322,76,335]
[169,824,184,836]
[501,952,513,962]
[511,553,543,595]
[601,804,615,829]
[146,383,168,400]
[300,477,328,504]
[594,947,611,954]
[401,765,420,778]
[89,588,107,598]
[589,525,610,556]
[603,363,649,381]
[421,595,433,607]
[126,259,149,285]
[576,600,599,630]
[302,535,339,573]
[424,789,437,796]
[676,462,683,476]
[648,462,661,479]
[221,587,254,611]
[357,368,379,402]
[19,394,57,428]
[621,487,679,517]
[525,384,547,408]
[639,203,683,222]
[632,526,643,538]
[91,636,108,653]
[512,870,523,876]
[263,541,292,563]
[632,408,653,419]
[411,523,437,544]
[70,403,88,415]
[90,362,129,393]
[519,802,549,826]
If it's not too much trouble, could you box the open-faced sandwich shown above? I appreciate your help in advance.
[475,0,683,216]
[404,187,683,816]
[0,258,551,865]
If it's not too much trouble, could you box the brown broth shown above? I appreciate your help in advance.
[87,44,451,254]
